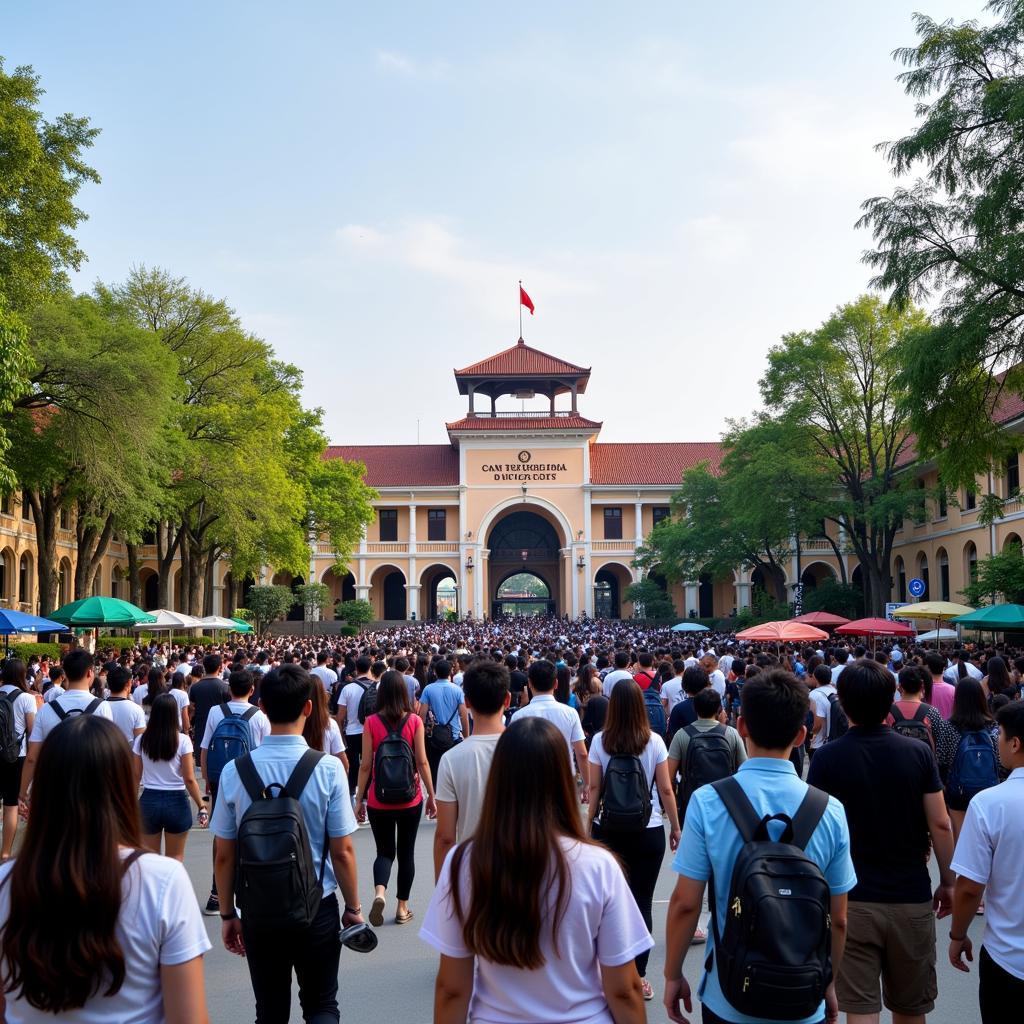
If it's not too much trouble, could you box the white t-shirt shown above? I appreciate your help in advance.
[601,669,634,698]
[105,697,147,744]
[708,669,726,698]
[200,700,270,750]
[0,685,37,758]
[435,733,502,841]
[132,733,194,791]
[29,691,113,744]
[0,852,210,1024]
[168,688,190,727]
[421,839,653,1024]
[339,679,370,735]
[514,694,585,769]
[311,665,338,692]
[589,732,668,828]
[42,685,64,704]
[325,718,346,756]
[661,678,685,713]
[951,767,1024,980]
[808,684,836,750]
[132,684,148,706]
[943,662,984,685]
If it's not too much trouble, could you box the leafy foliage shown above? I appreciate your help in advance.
[802,580,864,619]
[962,545,1024,605]
[336,598,374,626]
[295,582,331,619]
[245,585,295,633]
[624,578,676,620]
[10,642,62,660]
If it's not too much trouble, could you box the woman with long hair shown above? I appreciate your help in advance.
[586,679,679,1002]
[575,665,609,749]
[303,678,349,771]
[133,693,206,860]
[355,670,436,926]
[0,660,35,860]
[0,715,209,1022]
[167,670,191,733]
[422,716,648,1023]
[555,664,575,708]
[982,655,1015,703]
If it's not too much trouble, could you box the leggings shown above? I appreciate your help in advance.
[367,803,423,901]
[345,736,362,797]
[591,821,666,978]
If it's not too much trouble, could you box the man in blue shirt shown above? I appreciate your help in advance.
[664,669,856,1024]
[212,664,363,1023]
[418,659,470,782]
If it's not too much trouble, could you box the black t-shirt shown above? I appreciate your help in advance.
[189,676,230,745]
[807,725,942,904]
[667,698,698,743]
[509,670,528,697]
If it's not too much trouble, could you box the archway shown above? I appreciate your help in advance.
[893,556,907,602]
[111,565,125,600]
[916,552,930,598]
[58,558,72,607]
[495,571,553,617]
[486,508,564,618]
[369,565,406,621]
[1004,532,1022,552]
[698,572,714,618]
[92,565,102,597]
[140,569,159,611]
[18,552,33,609]
[321,567,357,620]
[800,562,837,591]
[0,548,14,604]
[594,563,632,619]
[963,542,978,589]
[751,565,786,606]
[420,564,458,620]
[937,547,950,601]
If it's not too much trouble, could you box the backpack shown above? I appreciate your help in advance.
[634,670,656,691]
[428,704,460,753]
[206,702,259,783]
[234,749,327,928]
[51,697,102,721]
[373,715,418,804]
[0,691,22,764]
[708,777,832,1021]
[826,692,848,742]
[356,680,378,724]
[678,724,733,821]
[889,703,934,752]
[328,678,344,716]
[598,753,653,832]
[947,730,999,800]
[642,687,667,737]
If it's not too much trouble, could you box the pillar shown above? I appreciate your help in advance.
[635,501,644,546]
[406,583,421,620]
[684,581,699,618]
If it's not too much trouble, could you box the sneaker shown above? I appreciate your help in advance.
[641,979,654,1001]
[203,894,220,917]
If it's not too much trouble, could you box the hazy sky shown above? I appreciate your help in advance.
[4,0,990,446]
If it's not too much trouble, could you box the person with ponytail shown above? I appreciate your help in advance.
[421,716,648,1023]
[0,714,209,1022]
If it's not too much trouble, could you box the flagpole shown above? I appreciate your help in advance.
[519,279,523,340]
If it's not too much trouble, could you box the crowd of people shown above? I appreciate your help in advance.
[0,617,1020,1022]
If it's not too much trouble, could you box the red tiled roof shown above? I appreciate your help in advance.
[446,415,602,433]
[323,445,458,487]
[454,339,590,378]
[589,442,724,485]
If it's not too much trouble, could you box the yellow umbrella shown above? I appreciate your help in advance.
[896,601,974,620]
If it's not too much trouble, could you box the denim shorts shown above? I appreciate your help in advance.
[139,788,192,834]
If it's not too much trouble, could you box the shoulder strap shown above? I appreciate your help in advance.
[0,690,17,705]
[357,680,370,692]
[235,753,266,803]
[788,786,830,851]
[241,706,259,721]
[51,700,67,721]
[442,704,459,727]
[683,723,699,738]
[283,748,326,800]
[890,704,905,723]
[710,724,727,736]
[122,848,147,872]
[913,704,928,723]
[85,698,102,716]
[220,700,234,719]
[388,713,411,738]
[711,776,761,843]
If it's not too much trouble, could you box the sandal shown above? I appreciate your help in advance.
[369,895,385,927]
[641,979,654,1001]
[691,927,707,945]
[395,907,414,925]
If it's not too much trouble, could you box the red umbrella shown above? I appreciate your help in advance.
[834,617,915,638]
[735,620,830,643]
[790,611,851,628]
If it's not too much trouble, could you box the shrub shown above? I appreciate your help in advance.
[335,599,373,626]
[338,625,359,637]
[10,642,63,661]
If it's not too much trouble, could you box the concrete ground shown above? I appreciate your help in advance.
[183,818,983,1024]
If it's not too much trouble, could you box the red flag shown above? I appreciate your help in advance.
[519,285,535,315]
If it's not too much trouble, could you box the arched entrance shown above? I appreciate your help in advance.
[369,565,406,621]
[140,569,159,611]
[420,564,458,619]
[321,567,357,620]
[495,571,553,617]
[698,572,714,618]
[594,563,632,619]
[801,562,837,591]
[486,509,564,618]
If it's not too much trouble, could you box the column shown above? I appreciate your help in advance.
[406,583,421,620]
[408,502,417,552]
[735,578,752,611]
[473,548,486,618]
[634,501,644,547]
[307,529,318,622]
[684,582,699,618]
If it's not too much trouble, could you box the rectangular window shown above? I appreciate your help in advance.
[937,486,947,519]
[652,506,671,529]
[0,494,10,516]
[964,489,977,511]
[59,508,70,530]
[379,509,398,542]
[427,508,446,541]
[21,490,31,522]
[604,507,622,540]
[1008,453,1020,495]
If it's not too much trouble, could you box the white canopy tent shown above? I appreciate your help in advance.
[131,609,203,631]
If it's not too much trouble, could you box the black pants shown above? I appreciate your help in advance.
[702,1010,823,1024]
[981,945,1024,1023]
[209,779,219,896]
[591,822,665,978]
[241,892,342,1024]
[345,736,361,796]
[367,803,423,901]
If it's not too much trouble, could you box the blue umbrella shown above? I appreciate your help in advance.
[671,621,710,632]
[0,608,68,635]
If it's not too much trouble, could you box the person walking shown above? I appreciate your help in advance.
[587,679,680,1001]
[948,700,1024,1021]
[104,665,146,744]
[356,670,436,926]
[421,716,649,1024]
[336,654,375,801]
[0,714,210,1022]
[418,659,470,788]
[0,660,35,861]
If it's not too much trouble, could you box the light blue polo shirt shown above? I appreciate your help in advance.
[210,734,357,898]
[419,680,466,740]
[673,758,857,1024]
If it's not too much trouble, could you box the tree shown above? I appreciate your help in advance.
[803,580,865,619]
[336,598,373,626]
[962,546,1024,605]
[245,585,294,634]
[624,578,676,621]
[295,582,330,622]
[860,2,1024,487]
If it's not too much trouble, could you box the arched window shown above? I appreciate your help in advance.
[18,554,32,606]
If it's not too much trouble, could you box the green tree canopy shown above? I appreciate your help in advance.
[245,585,295,634]
[624,578,676,621]
[962,545,1024,605]
[336,598,373,626]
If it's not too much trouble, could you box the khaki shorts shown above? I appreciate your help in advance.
[836,901,938,1015]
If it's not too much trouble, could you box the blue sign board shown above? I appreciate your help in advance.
[908,577,926,599]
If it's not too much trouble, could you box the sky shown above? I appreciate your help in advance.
[2,0,992,447]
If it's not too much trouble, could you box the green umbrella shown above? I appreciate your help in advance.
[230,617,253,634]
[951,603,1024,631]
[50,596,157,628]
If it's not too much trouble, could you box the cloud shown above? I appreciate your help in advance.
[374,49,450,79]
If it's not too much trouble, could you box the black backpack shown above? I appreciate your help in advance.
[598,753,653,832]
[889,703,935,752]
[356,680,378,725]
[678,724,733,821]
[826,692,848,742]
[708,777,832,1022]
[52,697,102,721]
[373,715,418,804]
[234,750,327,928]
[0,691,22,764]
[428,705,460,753]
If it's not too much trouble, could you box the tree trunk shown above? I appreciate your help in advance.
[30,489,61,615]
[156,520,182,610]
[127,543,142,607]
[202,548,218,616]
[187,538,203,617]
[74,508,114,599]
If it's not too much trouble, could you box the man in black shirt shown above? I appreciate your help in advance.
[666,665,710,744]
[506,655,528,710]
[808,659,955,1023]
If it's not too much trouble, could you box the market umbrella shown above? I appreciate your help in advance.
[835,617,916,638]
[951,603,1024,631]
[790,611,851,629]
[671,622,710,633]
[735,620,829,643]
[0,608,69,635]
[197,615,240,630]
[50,596,157,629]
[895,601,974,621]
[915,628,959,642]
[130,609,203,631]
[230,617,253,634]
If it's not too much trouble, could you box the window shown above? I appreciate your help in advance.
[896,559,907,602]
[1007,453,1020,495]
[427,508,446,541]
[59,508,70,530]
[0,494,10,516]
[937,486,947,519]
[21,490,31,522]
[603,507,622,540]
[964,489,977,511]
[379,509,398,542]
[652,506,671,529]
[18,554,30,604]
